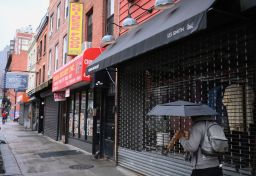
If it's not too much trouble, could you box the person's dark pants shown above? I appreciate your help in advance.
[191,166,223,176]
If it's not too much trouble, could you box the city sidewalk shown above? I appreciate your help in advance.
[0,122,139,176]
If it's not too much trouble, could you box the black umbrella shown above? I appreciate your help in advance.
[147,100,218,153]
[147,100,218,117]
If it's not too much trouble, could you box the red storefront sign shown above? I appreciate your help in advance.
[54,92,66,101]
[52,48,105,92]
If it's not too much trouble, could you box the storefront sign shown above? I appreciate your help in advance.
[17,92,30,103]
[52,48,104,92]
[65,89,70,97]
[5,72,28,90]
[54,92,66,101]
[67,2,83,56]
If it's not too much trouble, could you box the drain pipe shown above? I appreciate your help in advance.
[114,68,118,164]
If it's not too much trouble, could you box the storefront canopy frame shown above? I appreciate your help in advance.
[87,0,215,74]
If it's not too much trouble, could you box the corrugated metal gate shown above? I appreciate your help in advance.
[23,104,29,128]
[44,95,59,140]
[118,22,256,176]
[19,104,24,125]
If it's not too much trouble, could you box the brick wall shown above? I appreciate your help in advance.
[119,0,159,35]
[48,0,69,78]
[84,0,119,47]
[9,51,28,72]
[36,21,48,86]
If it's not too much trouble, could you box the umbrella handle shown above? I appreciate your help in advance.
[165,135,177,152]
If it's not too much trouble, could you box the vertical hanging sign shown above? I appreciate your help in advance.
[67,2,83,56]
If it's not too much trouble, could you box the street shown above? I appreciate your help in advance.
[0,122,138,176]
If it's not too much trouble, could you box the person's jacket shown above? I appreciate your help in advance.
[179,121,220,169]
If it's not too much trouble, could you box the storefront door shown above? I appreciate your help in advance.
[38,100,44,133]
[103,94,115,158]
[59,101,67,142]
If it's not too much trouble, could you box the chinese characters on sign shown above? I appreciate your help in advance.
[52,48,105,92]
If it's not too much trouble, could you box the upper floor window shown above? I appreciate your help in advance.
[38,69,41,85]
[44,34,47,54]
[57,3,61,30]
[48,50,52,76]
[39,40,42,57]
[42,65,45,83]
[62,35,67,65]
[55,44,59,71]
[64,0,69,19]
[50,13,54,35]
[106,0,114,35]
[87,11,93,42]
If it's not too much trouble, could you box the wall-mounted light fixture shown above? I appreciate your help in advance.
[122,2,154,29]
[101,0,181,47]
[154,0,181,10]
[101,22,122,47]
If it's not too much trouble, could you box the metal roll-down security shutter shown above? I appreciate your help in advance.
[24,104,29,126]
[44,95,59,140]
[19,104,24,125]
[118,23,256,176]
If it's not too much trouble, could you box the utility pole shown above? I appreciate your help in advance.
[2,68,7,113]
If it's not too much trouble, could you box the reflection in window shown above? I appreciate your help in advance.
[87,12,93,42]
[74,92,80,137]
[68,90,94,143]
[69,94,74,136]
[87,90,93,142]
[80,91,86,139]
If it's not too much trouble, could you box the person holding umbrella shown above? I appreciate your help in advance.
[173,116,223,176]
[147,100,224,176]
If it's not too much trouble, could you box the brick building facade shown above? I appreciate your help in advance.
[6,29,33,119]
[35,14,49,87]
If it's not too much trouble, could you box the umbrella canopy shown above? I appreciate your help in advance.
[147,100,218,117]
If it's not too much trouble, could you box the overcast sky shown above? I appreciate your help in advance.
[0,0,49,50]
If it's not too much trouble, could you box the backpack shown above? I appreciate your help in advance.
[200,121,229,156]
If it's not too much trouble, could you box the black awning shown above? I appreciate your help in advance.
[87,0,215,74]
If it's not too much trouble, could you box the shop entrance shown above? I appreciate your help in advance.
[59,101,67,142]
[38,99,44,133]
[103,95,115,158]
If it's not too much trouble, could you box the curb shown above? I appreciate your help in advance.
[0,133,23,176]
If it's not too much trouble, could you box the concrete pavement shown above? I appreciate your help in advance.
[0,122,139,176]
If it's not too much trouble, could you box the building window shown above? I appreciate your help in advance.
[64,0,69,19]
[62,35,67,65]
[39,40,42,57]
[74,92,80,137]
[106,0,114,35]
[57,3,61,30]
[68,89,93,142]
[48,50,52,76]
[37,46,40,61]
[44,34,47,54]
[21,39,29,51]
[69,94,74,136]
[36,72,39,86]
[50,13,54,35]
[87,11,93,42]
[80,91,86,139]
[38,69,41,85]
[55,44,59,71]
[42,65,45,82]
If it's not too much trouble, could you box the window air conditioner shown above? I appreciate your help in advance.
[47,70,51,78]
[82,41,92,51]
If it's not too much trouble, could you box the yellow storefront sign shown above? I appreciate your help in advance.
[67,3,83,56]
